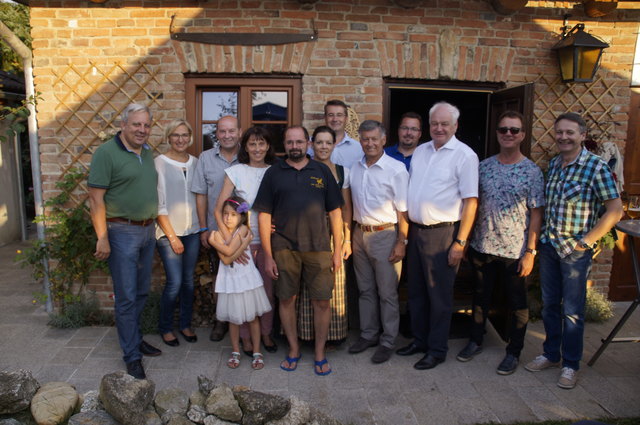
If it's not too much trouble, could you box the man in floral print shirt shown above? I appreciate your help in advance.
[456,110,544,376]
[525,112,622,389]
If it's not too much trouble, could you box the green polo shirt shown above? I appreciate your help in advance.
[88,133,158,221]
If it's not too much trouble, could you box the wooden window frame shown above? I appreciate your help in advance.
[185,75,302,156]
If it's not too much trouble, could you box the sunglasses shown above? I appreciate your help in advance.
[497,127,522,135]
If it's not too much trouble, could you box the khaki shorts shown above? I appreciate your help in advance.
[273,249,334,300]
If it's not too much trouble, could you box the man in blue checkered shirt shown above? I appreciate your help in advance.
[524,112,623,390]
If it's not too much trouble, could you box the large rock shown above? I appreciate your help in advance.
[189,391,206,409]
[186,405,207,424]
[0,419,24,425]
[165,417,193,425]
[99,371,155,425]
[0,370,40,414]
[154,388,189,420]
[68,411,120,425]
[266,396,310,425]
[204,384,241,423]
[233,390,289,425]
[30,382,81,425]
[80,391,102,413]
[308,407,343,425]
[142,409,162,425]
[202,417,235,425]
[197,376,215,397]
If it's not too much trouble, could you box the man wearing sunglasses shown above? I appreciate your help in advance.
[525,112,622,389]
[456,110,544,375]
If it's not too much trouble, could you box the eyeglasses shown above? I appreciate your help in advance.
[497,127,522,135]
[326,113,346,118]
[399,126,421,132]
[170,133,190,139]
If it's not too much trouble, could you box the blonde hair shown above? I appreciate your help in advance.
[165,119,194,147]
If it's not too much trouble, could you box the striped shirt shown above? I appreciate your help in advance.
[541,148,619,258]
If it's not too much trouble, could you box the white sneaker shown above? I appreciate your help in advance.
[524,355,561,372]
[557,367,578,389]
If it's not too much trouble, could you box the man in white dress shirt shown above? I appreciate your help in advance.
[347,120,409,364]
[324,99,363,168]
[396,101,479,370]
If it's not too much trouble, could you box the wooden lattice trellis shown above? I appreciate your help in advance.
[51,61,163,206]
[531,73,623,169]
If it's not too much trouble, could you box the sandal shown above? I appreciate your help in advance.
[252,352,264,370]
[314,358,332,376]
[280,354,301,372]
[227,352,241,369]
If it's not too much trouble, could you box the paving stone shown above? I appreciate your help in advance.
[474,380,538,424]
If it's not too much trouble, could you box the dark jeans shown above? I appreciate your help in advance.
[107,221,156,363]
[467,247,529,357]
[540,242,592,370]
[407,222,459,358]
[157,233,201,334]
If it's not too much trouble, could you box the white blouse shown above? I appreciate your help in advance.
[155,154,200,239]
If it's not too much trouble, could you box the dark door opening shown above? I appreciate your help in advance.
[385,79,534,341]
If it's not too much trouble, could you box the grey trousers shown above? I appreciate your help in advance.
[352,226,401,348]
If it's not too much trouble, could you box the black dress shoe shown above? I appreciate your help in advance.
[263,340,278,353]
[396,342,426,356]
[209,321,228,342]
[414,354,445,370]
[161,334,179,347]
[126,360,146,379]
[179,329,198,343]
[139,340,162,357]
[348,337,378,354]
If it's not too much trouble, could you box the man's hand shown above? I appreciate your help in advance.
[388,240,406,263]
[265,255,279,280]
[331,250,342,273]
[170,238,185,255]
[517,252,535,277]
[95,237,111,260]
[200,230,211,249]
[448,242,464,267]
[342,241,352,260]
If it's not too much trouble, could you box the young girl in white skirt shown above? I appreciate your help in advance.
[208,196,272,370]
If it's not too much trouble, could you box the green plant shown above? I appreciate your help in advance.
[585,287,614,323]
[140,291,162,335]
[19,169,108,312]
[47,292,114,329]
[0,93,41,143]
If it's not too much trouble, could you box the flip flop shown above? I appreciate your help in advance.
[280,354,301,372]
[314,358,332,376]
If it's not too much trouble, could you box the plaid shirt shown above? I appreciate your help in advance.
[541,148,619,258]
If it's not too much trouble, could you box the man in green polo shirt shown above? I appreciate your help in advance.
[88,103,161,380]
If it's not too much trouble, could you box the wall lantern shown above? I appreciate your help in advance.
[551,20,609,83]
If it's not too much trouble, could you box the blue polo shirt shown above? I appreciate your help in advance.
[384,144,412,171]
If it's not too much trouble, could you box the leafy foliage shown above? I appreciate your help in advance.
[19,169,108,312]
[0,94,39,143]
[0,2,31,73]
[47,292,114,329]
[140,291,161,335]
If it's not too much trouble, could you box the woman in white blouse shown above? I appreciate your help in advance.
[214,126,278,355]
[155,119,200,346]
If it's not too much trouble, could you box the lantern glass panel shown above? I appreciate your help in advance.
[577,47,602,80]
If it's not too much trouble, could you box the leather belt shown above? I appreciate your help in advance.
[107,217,155,226]
[357,222,395,232]
[411,221,458,230]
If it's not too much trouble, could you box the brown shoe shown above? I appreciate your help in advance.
[209,321,228,342]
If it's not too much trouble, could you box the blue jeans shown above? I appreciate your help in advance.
[107,221,156,363]
[157,233,200,334]
[540,242,592,370]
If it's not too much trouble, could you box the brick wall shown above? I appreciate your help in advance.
[29,0,640,304]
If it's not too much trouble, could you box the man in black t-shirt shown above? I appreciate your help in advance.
[254,125,343,376]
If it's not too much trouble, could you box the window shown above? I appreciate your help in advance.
[185,76,302,155]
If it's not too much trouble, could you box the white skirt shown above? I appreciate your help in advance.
[216,286,272,325]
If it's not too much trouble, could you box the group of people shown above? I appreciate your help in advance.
[88,98,622,390]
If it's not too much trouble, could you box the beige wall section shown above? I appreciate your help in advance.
[0,124,23,246]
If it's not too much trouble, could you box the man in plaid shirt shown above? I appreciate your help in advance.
[525,112,623,389]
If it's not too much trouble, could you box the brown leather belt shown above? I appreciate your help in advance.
[357,222,395,232]
[411,221,458,230]
[107,217,155,226]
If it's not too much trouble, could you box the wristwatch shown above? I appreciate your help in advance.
[578,239,596,250]
[525,248,537,256]
[455,239,466,247]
